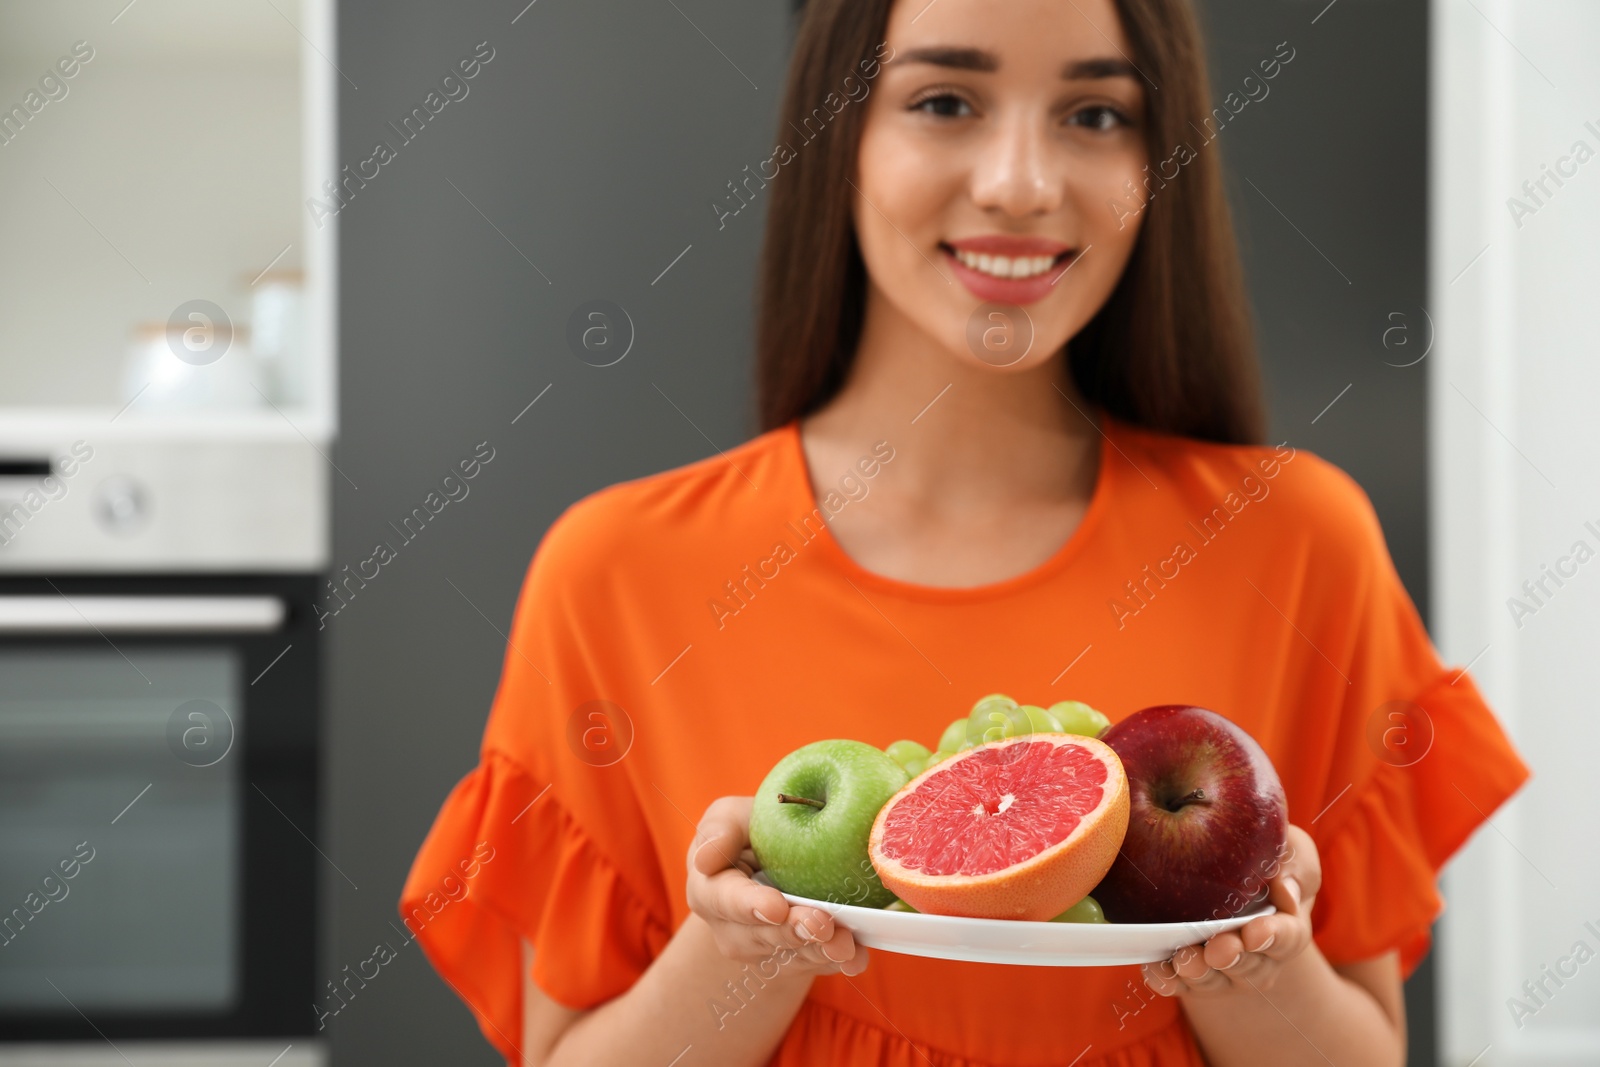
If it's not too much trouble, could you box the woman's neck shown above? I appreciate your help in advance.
[797,284,1101,587]
[804,283,1097,508]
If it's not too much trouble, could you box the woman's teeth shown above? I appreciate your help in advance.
[950,249,1061,279]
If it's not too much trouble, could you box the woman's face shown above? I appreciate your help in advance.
[854,0,1150,371]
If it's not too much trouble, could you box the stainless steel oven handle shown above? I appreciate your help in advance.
[0,595,287,632]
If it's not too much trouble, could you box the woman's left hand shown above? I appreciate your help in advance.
[1140,823,1321,998]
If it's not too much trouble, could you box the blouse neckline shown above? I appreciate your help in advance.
[781,411,1118,604]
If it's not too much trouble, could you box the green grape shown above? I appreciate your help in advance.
[970,693,1019,715]
[1049,700,1111,738]
[1021,704,1064,734]
[969,701,1030,744]
[900,756,928,777]
[925,749,949,766]
[936,716,969,753]
[885,739,931,768]
[1050,895,1109,923]
[885,898,919,912]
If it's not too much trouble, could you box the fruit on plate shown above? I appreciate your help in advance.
[885,739,931,777]
[968,693,1029,745]
[885,739,931,767]
[749,740,910,908]
[959,694,1111,749]
[1092,705,1288,924]
[1048,700,1111,739]
[1021,704,1065,734]
[1050,895,1108,923]
[868,734,1130,921]
[937,716,969,754]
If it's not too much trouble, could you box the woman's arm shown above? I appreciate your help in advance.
[1141,825,1407,1067]
[522,916,814,1067]
[1175,943,1404,1066]
[522,796,868,1067]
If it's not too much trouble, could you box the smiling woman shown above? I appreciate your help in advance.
[401,1,1527,1065]
[758,0,1261,446]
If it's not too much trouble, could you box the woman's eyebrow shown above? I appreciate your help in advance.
[893,49,1140,81]
[896,46,998,72]
[1061,57,1140,80]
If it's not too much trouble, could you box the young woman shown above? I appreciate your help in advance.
[402,0,1528,1063]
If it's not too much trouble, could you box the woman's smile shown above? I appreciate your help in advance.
[941,234,1078,304]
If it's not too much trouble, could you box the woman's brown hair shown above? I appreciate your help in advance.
[756,0,1265,445]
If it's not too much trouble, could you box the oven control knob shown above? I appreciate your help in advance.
[95,475,148,534]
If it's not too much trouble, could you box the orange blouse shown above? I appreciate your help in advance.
[401,415,1529,1066]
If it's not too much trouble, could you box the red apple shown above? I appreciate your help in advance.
[1092,705,1287,924]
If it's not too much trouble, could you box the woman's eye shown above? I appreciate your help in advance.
[912,93,973,119]
[1068,104,1130,131]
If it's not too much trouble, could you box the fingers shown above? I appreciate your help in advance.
[1141,959,1185,997]
[685,796,872,975]
[705,903,867,973]
[1160,944,1230,996]
[692,871,849,959]
[694,864,794,930]
[689,797,753,877]
[1149,903,1313,997]
[1270,825,1321,918]
[1201,931,1245,972]
[811,923,869,976]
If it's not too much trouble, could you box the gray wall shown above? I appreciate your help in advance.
[329,1,791,1063]
[328,1,1432,1063]
[1195,2,1434,1061]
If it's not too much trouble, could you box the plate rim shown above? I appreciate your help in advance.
[753,871,1276,934]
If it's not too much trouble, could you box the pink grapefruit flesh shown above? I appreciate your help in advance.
[868,734,1129,921]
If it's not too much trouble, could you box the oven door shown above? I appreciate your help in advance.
[0,576,319,1046]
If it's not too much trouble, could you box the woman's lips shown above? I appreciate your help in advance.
[941,240,1077,305]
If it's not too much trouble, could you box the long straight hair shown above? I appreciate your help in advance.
[756,0,1265,445]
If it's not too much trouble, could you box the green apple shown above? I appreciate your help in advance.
[749,740,909,908]
[1050,895,1109,923]
[884,739,931,769]
[1048,700,1111,738]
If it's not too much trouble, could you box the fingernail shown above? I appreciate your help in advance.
[1285,878,1302,908]
[820,941,846,963]
[753,908,780,926]
[797,920,821,942]
[1256,934,1276,953]
[1220,952,1243,970]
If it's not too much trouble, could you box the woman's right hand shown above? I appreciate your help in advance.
[686,796,869,977]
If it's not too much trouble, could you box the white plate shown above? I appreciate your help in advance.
[754,875,1275,967]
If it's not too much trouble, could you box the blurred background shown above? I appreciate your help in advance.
[0,0,1593,1064]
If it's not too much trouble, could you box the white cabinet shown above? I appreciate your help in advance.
[0,0,338,571]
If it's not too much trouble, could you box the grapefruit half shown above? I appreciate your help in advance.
[868,734,1129,921]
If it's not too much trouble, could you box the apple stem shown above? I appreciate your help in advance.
[777,793,825,809]
[1169,788,1208,811]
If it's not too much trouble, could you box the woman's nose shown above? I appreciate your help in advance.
[970,115,1063,218]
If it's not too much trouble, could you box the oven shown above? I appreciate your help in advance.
[0,575,322,1067]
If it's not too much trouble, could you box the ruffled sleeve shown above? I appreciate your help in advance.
[399,499,673,1063]
[1294,471,1530,978]
[1312,670,1530,976]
